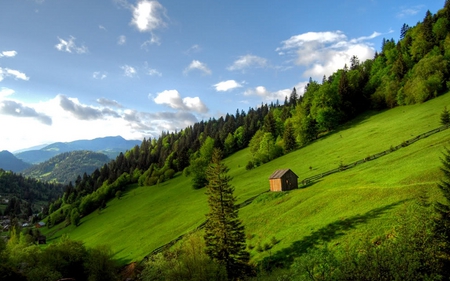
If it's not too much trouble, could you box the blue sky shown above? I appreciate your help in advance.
[0,0,444,152]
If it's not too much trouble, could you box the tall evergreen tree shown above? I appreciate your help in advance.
[436,147,450,243]
[204,149,251,280]
[441,106,450,126]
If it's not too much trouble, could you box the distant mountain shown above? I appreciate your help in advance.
[0,150,32,172]
[21,150,111,184]
[15,136,141,164]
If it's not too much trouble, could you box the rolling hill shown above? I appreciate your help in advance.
[21,151,110,185]
[42,90,450,265]
[14,136,141,164]
[0,150,32,172]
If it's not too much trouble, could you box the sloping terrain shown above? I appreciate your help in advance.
[0,150,32,172]
[22,151,110,184]
[42,92,450,264]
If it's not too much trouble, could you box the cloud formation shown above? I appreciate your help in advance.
[59,95,122,120]
[117,35,126,45]
[227,55,267,71]
[55,36,88,54]
[93,71,107,80]
[244,86,291,102]
[0,87,15,98]
[96,98,123,108]
[0,100,52,125]
[0,67,30,81]
[397,5,424,18]
[184,60,211,75]
[147,68,162,76]
[277,30,379,80]
[214,80,242,92]
[153,90,208,113]
[121,65,137,77]
[131,0,166,32]
[0,50,17,58]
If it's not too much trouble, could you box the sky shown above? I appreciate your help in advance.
[0,0,445,152]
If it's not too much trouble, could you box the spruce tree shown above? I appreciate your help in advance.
[436,147,450,255]
[204,148,251,280]
[441,106,450,126]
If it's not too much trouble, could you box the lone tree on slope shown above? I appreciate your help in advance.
[436,147,450,254]
[440,106,450,126]
[204,148,252,280]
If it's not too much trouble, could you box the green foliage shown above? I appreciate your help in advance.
[204,149,252,279]
[441,106,450,125]
[403,54,448,104]
[22,151,110,185]
[142,233,227,281]
[190,137,215,189]
[71,208,80,227]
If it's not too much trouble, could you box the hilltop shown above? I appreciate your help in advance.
[21,151,110,185]
[14,136,141,164]
[0,150,31,172]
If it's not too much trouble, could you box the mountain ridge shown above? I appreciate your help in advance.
[14,136,141,164]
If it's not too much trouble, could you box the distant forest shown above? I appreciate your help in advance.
[47,3,450,224]
[0,169,63,218]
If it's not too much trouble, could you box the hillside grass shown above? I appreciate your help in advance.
[42,92,450,265]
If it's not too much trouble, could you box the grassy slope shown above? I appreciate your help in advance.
[42,92,450,265]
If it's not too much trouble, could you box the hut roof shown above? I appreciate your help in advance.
[269,169,298,179]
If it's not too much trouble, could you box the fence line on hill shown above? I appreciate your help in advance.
[140,124,449,263]
[300,124,449,186]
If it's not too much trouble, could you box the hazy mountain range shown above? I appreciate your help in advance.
[0,136,141,172]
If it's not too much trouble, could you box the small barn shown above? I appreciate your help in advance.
[269,169,298,192]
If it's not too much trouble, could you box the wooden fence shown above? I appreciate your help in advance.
[301,124,449,185]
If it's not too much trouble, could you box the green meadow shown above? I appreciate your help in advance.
[43,92,450,265]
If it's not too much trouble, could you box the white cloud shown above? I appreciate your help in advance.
[97,98,123,108]
[131,1,166,32]
[0,50,17,58]
[121,65,137,77]
[117,35,126,45]
[185,44,201,54]
[397,5,424,18]
[244,86,291,102]
[227,55,267,71]
[277,30,379,80]
[93,71,107,80]
[0,87,15,98]
[0,67,30,81]
[153,89,208,113]
[99,25,107,31]
[141,35,160,48]
[184,60,212,75]
[0,99,52,125]
[214,80,242,92]
[55,36,88,54]
[147,68,162,77]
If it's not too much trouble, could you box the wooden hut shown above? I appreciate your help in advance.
[269,169,298,192]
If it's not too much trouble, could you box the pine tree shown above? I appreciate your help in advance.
[441,106,450,125]
[204,149,251,280]
[435,147,450,256]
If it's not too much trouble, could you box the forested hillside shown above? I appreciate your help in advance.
[0,169,63,217]
[21,151,110,185]
[46,3,450,223]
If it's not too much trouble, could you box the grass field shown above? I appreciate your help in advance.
[42,92,450,265]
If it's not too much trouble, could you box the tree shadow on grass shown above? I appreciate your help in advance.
[260,199,409,270]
